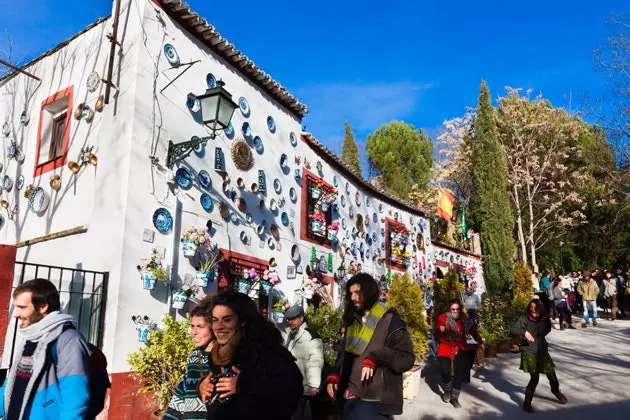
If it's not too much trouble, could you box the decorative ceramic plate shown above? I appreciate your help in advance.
[273,179,282,194]
[238,97,250,117]
[355,192,361,206]
[186,94,200,112]
[281,212,289,226]
[200,193,214,212]
[268,237,275,250]
[16,175,24,191]
[267,116,276,133]
[365,217,370,227]
[340,195,346,207]
[163,44,180,67]
[333,175,338,187]
[1,122,9,136]
[86,72,100,92]
[246,213,253,223]
[373,212,378,223]
[230,212,239,225]
[289,132,297,146]
[29,187,49,214]
[381,227,385,236]
[175,168,193,190]
[349,207,354,218]
[206,73,217,88]
[152,208,173,233]
[381,242,386,250]
[242,122,252,138]
[372,232,377,241]
[346,182,350,193]
[253,136,264,154]
[270,199,278,212]
[342,219,347,230]
[257,220,267,235]
[279,153,288,168]
[2,175,12,191]
[289,187,297,202]
[20,111,29,125]
[394,212,399,221]
[379,204,383,213]
[192,136,204,156]
[224,122,234,138]
[365,197,371,207]
[198,170,211,189]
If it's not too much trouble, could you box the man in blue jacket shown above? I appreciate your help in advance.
[0,278,91,420]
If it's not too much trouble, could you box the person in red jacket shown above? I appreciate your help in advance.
[437,299,483,408]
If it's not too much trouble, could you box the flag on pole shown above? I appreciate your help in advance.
[437,187,455,221]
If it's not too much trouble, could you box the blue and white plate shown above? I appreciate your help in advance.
[267,116,276,133]
[153,208,173,233]
[394,212,399,221]
[192,136,204,157]
[372,232,377,241]
[253,136,264,154]
[381,227,385,236]
[365,197,371,207]
[333,176,338,187]
[224,122,235,138]
[28,187,49,214]
[379,204,384,214]
[200,193,214,212]
[238,97,250,117]
[349,207,354,218]
[279,154,288,168]
[175,167,193,190]
[274,179,282,194]
[289,132,297,146]
[340,195,346,207]
[206,73,217,88]
[242,122,252,138]
[289,187,297,202]
[230,212,239,225]
[281,212,289,226]
[198,170,211,189]
[163,44,180,67]
[373,212,377,223]
[342,219,347,230]
[186,94,200,112]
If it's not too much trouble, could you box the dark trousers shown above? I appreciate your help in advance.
[556,304,572,326]
[291,396,311,420]
[527,371,560,392]
[618,292,626,317]
[341,399,392,420]
[439,350,474,390]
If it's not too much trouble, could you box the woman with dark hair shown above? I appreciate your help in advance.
[164,297,215,420]
[436,299,483,408]
[511,299,568,413]
[551,277,575,330]
[196,291,303,420]
[326,273,415,419]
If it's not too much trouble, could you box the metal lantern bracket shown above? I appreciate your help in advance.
[159,60,201,94]
[166,134,213,169]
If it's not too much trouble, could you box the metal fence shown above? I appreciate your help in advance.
[8,261,109,367]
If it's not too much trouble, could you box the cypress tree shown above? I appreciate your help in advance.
[471,80,515,293]
[341,121,361,174]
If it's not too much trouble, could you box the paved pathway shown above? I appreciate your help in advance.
[398,316,630,420]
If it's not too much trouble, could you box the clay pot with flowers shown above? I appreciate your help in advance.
[180,225,212,257]
[261,269,281,295]
[308,210,326,234]
[137,249,168,290]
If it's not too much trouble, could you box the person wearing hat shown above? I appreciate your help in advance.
[282,305,324,420]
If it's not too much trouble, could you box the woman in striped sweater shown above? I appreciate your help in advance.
[164,299,214,420]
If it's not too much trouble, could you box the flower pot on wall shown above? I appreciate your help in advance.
[238,279,252,294]
[182,240,197,257]
[171,291,188,310]
[319,201,330,211]
[311,188,322,199]
[196,271,210,287]
[327,231,338,242]
[136,324,154,343]
[142,272,157,290]
[311,220,324,232]
[260,280,274,295]
[272,311,285,323]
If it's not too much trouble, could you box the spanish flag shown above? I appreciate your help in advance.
[437,187,455,221]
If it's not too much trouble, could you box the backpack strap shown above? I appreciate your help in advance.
[50,323,77,364]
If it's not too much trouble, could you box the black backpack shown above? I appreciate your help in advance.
[50,324,111,419]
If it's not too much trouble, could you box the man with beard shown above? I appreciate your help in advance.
[326,274,415,420]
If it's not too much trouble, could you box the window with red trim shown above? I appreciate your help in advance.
[34,86,74,177]
[303,173,338,245]
[386,219,411,270]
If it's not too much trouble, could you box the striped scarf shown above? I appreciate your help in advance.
[345,301,388,356]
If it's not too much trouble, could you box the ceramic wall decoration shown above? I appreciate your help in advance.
[152,208,173,233]
[289,187,297,202]
[20,110,29,125]
[242,122,252,138]
[253,136,264,154]
[257,170,266,192]
[237,177,245,189]
[230,212,239,225]
[257,220,267,236]
[224,122,235,138]
[267,237,275,250]
[240,231,249,244]
[2,122,10,136]
[379,204,384,213]
[270,199,278,212]
[316,161,323,174]
[273,179,282,194]
[365,197,371,207]
[289,132,297,146]
[16,175,24,191]
[349,207,354,218]
[219,202,230,221]
[49,174,61,191]
[236,197,246,212]
[267,116,276,133]
[270,224,280,240]
[281,212,289,226]
[175,168,193,190]
[95,95,104,112]
[206,73,217,88]
[250,182,259,193]
[28,187,50,215]
[231,140,253,171]
[198,170,212,189]
[238,97,251,117]
[333,175,338,187]
[345,182,350,193]
[279,154,288,169]
[340,195,346,207]
[355,192,361,207]
[163,43,180,67]
[200,193,214,212]
[86,71,100,92]
[2,175,12,192]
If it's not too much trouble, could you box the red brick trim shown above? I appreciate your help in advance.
[0,245,17,356]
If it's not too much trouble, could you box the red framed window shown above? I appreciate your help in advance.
[34,86,74,177]
[301,170,338,247]
[385,218,412,271]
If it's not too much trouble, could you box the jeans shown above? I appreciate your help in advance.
[583,300,598,323]
[341,399,392,420]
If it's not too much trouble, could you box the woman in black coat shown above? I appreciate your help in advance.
[511,298,568,413]
[197,291,304,420]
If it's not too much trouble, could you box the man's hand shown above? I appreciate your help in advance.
[361,365,374,382]
[326,383,338,399]
[198,373,215,404]
[216,366,241,399]
[525,331,535,343]
[306,387,319,396]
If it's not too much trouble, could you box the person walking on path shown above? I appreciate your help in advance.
[551,277,575,330]
[615,269,627,319]
[511,299,568,413]
[164,298,215,420]
[196,291,303,420]
[436,299,484,409]
[0,279,93,420]
[463,286,481,326]
[578,271,600,328]
[282,305,324,420]
[603,271,619,321]
[538,271,552,316]
[326,273,415,420]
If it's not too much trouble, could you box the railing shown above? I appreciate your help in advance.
[8,261,108,367]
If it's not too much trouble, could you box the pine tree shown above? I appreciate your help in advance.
[341,121,361,174]
[471,80,515,293]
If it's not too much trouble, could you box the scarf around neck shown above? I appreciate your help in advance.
[4,311,76,419]
[345,301,388,356]
[211,330,241,367]
[444,312,474,342]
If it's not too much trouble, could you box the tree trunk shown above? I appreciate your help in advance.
[526,181,537,271]
[513,184,528,264]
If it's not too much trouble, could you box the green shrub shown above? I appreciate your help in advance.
[513,261,534,301]
[477,292,527,344]
[306,304,343,367]
[386,273,428,361]
[127,315,195,412]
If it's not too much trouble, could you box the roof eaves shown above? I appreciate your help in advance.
[158,0,308,120]
[301,132,426,218]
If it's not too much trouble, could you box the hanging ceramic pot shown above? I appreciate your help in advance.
[182,240,197,257]
[171,291,188,310]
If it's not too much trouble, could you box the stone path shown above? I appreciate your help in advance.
[398,316,630,420]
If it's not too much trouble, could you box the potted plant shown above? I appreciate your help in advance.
[181,225,212,257]
[171,280,199,310]
[302,276,320,299]
[195,250,222,287]
[310,180,323,199]
[238,268,257,294]
[327,221,340,242]
[261,269,281,295]
[137,249,168,290]
[272,298,289,322]
[402,251,412,266]
[308,210,326,233]
[132,315,157,343]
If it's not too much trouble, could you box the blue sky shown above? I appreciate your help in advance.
[1,0,628,158]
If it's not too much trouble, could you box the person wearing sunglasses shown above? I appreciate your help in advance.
[436,299,483,408]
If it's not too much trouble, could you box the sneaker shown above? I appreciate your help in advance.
[593,321,598,326]
[581,323,587,328]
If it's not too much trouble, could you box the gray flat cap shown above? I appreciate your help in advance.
[284,305,304,319]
